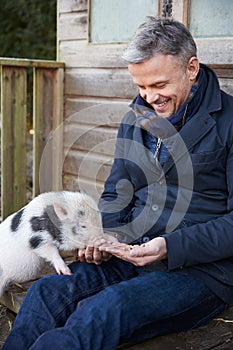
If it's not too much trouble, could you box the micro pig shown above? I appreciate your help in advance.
[0,191,104,296]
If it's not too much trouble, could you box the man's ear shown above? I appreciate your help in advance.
[187,57,199,82]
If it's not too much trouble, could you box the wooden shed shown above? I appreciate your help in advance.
[1,0,233,213]
[58,0,233,201]
[1,1,233,349]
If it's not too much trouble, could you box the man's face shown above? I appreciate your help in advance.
[128,54,199,118]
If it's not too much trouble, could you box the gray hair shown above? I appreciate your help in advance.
[122,17,197,65]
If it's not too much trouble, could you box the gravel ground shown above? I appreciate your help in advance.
[0,305,15,349]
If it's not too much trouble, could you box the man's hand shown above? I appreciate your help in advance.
[74,233,119,265]
[75,246,112,265]
[99,237,167,266]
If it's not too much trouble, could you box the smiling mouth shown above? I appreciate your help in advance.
[154,99,169,110]
[156,101,167,108]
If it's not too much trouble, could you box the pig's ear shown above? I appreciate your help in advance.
[53,202,69,221]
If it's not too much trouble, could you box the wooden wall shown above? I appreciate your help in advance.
[57,0,136,200]
[57,0,233,201]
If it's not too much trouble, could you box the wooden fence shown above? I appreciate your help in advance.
[0,58,65,219]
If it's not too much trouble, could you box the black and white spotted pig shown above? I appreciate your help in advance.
[0,191,104,296]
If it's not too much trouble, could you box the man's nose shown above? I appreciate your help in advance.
[143,89,159,105]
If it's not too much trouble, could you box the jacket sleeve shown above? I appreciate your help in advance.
[163,144,233,270]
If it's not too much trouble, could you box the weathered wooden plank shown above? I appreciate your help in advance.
[33,68,53,196]
[51,68,64,192]
[58,0,88,13]
[64,123,117,152]
[59,39,233,70]
[196,38,233,65]
[63,150,113,183]
[65,98,131,125]
[219,79,233,96]
[58,13,87,41]
[63,174,104,201]
[58,40,127,68]
[65,68,137,99]
[209,65,233,79]
[33,68,64,196]
[1,66,27,218]
[0,58,64,68]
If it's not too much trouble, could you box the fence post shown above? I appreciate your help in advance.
[33,67,64,196]
[0,66,27,219]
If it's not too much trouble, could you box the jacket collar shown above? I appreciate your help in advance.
[199,63,222,113]
[161,63,221,175]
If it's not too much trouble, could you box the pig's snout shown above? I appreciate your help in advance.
[80,222,104,246]
[87,225,103,238]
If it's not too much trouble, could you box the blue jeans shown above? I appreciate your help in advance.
[3,258,227,350]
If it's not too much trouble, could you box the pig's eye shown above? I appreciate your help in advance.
[81,225,87,229]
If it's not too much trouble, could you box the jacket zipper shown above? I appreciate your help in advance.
[154,137,162,160]
[153,104,188,161]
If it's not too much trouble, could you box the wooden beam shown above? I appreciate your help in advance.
[1,66,27,218]
[0,58,64,69]
[33,67,64,196]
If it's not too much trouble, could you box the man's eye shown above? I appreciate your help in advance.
[155,83,167,88]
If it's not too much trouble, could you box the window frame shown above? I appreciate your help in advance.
[87,0,233,65]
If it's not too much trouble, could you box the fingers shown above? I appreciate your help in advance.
[99,243,141,255]
[97,238,166,265]
[99,243,133,261]
[89,246,112,264]
[128,244,147,257]
[99,242,127,252]
[99,243,152,265]
[75,235,119,264]
[75,246,112,265]
[84,246,94,262]
[76,248,86,262]
[101,251,112,261]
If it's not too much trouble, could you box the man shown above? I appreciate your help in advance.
[3,17,233,349]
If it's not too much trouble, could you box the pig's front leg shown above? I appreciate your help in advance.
[35,243,72,275]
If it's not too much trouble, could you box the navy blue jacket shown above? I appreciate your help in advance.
[99,64,233,303]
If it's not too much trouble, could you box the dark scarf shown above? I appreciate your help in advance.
[133,67,207,129]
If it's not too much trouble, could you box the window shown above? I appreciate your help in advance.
[189,0,233,38]
[89,0,158,43]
